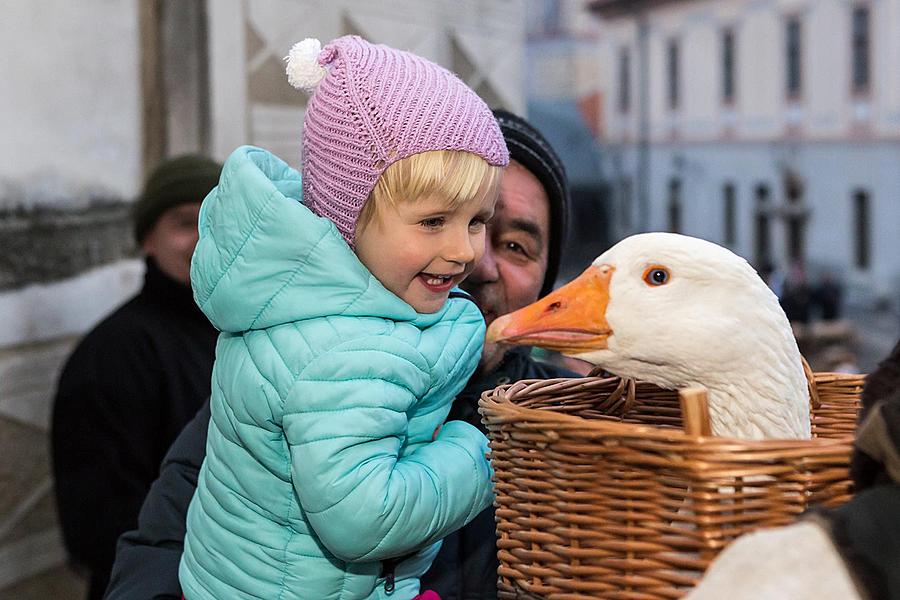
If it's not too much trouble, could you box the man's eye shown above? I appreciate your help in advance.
[505,242,526,255]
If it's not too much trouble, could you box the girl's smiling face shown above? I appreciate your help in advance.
[354,191,496,314]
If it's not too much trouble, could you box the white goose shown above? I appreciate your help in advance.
[487,232,811,440]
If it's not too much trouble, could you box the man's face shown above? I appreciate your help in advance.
[141,202,202,286]
[461,160,550,373]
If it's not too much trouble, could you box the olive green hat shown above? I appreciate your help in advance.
[133,154,223,243]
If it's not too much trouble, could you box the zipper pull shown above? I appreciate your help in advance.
[381,558,397,594]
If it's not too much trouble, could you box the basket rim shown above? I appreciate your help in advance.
[478,372,863,450]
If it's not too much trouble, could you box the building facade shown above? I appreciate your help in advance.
[590,0,900,305]
[525,0,612,279]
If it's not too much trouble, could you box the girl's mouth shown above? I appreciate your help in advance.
[418,273,457,293]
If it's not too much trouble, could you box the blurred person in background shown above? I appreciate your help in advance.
[106,109,579,600]
[51,155,221,600]
[813,271,844,322]
[780,261,813,325]
[759,261,785,299]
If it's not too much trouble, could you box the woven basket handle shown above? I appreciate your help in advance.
[801,355,821,410]
[679,387,712,436]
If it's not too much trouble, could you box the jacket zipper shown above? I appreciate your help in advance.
[380,550,416,593]
[381,558,398,593]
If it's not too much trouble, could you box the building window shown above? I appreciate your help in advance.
[852,5,871,93]
[854,189,870,269]
[754,184,772,268]
[668,178,682,233]
[722,28,735,104]
[620,177,633,230]
[618,47,631,113]
[541,0,562,36]
[786,17,802,98]
[723,183,736,246]
[667,39,680,110]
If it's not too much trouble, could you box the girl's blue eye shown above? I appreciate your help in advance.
[421,217,443,228]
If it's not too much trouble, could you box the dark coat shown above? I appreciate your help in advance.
[422,349,577,600]
[105,347,576,599]
[51,258,217,600]
[819,338,900,600]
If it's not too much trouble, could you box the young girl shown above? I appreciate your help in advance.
[179,36,508,599]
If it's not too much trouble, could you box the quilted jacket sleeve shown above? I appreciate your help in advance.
[282,336,494,563]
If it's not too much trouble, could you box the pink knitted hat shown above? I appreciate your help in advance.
[285,36,509,245]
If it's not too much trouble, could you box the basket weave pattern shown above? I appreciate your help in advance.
[479,373,864,600]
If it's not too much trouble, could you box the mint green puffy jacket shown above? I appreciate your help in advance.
[179,147,494,599]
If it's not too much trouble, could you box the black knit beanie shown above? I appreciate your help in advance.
[493,109,570,297]
[133,154,223,243]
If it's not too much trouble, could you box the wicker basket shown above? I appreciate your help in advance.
[479,371,865,600]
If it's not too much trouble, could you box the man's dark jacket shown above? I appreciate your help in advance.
[52,258,217,600]
[105,347,574,599]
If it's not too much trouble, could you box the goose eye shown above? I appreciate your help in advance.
[643,267,670,286]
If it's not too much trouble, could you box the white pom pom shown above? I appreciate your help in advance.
[285,38,327,93]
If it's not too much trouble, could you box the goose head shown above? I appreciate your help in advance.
[487,232,811,439]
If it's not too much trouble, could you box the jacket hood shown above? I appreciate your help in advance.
[191,146,448,332]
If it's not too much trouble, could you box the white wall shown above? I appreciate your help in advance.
[0,1,142,206]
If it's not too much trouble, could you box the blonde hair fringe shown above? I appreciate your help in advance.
[357,150,502,233]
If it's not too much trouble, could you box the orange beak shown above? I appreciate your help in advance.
[486,265,614,354]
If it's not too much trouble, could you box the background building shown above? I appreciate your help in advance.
[590,0,900,311]
[0,1,524,595]
[525,0,612,280]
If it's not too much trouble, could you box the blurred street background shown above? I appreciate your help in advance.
[1,0,898,596]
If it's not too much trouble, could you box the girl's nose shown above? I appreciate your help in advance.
[444,228,477,265]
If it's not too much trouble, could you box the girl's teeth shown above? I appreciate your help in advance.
[425,276,449,286]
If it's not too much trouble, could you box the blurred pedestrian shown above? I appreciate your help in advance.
[51,154,221,600]
[781,261,812,324]
[814,272,843,321]
[759,261,785,299]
